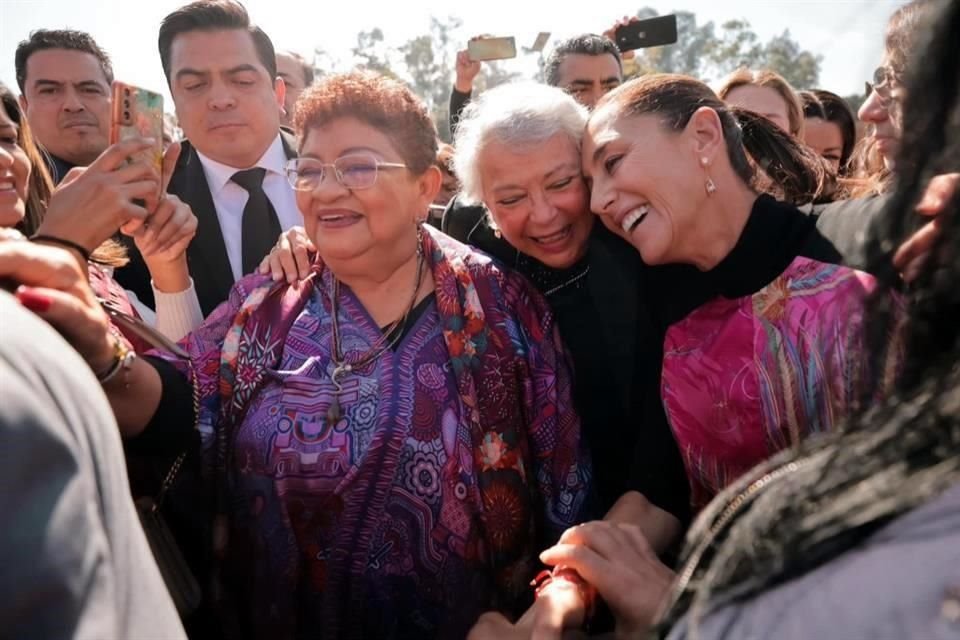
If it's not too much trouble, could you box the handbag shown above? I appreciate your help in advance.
[135,453,203,616]
[104,303,203,616]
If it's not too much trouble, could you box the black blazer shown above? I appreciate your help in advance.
[114,131,298,317]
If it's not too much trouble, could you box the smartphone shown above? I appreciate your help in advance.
[614,15,678,52]
[110,82,164,198]
[467,37,517,62]
[530,32,551,53]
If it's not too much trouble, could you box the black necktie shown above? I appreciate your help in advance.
[232,168,282,275]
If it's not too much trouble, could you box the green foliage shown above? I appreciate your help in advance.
[308,9,823,137]
[627,8,822,89]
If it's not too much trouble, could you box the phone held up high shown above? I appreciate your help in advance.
[467,36,517,62]
[110,81,164,200]
[614,15,679,52]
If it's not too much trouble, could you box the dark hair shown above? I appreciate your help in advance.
[812,90,857,174]
[295,71,438,175]
[14,29,113,93]
[799,89,858,178]
[658,0,959,633]
[799,89,826,119]
[1,82,51,236]
[158,0,277,86]
[278,50,314,86]
[717,68,805,138]
[597,73,826,204]
[543,34,622,87]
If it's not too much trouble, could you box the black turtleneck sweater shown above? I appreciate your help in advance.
[442,193,890,523]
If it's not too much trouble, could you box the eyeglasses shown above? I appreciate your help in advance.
[864,66,900,106]
[285,154,407,191]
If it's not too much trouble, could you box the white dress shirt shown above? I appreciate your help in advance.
[195,135,302,281]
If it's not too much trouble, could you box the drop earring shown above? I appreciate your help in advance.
[701,156,716,194]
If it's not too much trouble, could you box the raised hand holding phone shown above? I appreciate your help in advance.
[34,138,161,258]
[467,36,517,62]
[110,82,164,205]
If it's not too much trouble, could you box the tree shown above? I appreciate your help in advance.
[395,16,520,140]
[627,8,822,89]
[351,28,396,78]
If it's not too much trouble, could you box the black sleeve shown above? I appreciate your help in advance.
[124,356,197,456]
[626,364,693,526]
[112,234,156,310]
[804,194,891,272]
[449,87,472,138]
[441,196,486,241]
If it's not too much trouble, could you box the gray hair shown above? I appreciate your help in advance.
[453,82,589,205]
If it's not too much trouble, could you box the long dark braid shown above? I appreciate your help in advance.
[658,0,960,632]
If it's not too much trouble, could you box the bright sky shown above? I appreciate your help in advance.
[1,0,907,110]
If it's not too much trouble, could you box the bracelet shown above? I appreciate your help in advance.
[95,335,136,385]
[31,234,92,262]
[531,565,598,621]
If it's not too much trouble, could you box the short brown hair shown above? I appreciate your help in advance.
[295,71,438,174]
[717,68,804,138]
[158,1,277,86]
[597,73,826,205]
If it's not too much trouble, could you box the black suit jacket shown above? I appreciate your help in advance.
[114,131,298,317]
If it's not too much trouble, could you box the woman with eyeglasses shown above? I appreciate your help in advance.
[9,70,591,639]
[853,0,934,196]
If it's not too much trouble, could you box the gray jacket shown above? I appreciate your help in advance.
[667,483,960,640]
[0,292,185,639]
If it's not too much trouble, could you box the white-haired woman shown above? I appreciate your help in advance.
[448,83,692,550]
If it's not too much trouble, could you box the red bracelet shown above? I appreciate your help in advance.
[531,565,597,620]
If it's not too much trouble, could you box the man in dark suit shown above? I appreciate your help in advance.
[116,0,301,316]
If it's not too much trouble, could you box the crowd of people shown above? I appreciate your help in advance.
[0,0,957,638]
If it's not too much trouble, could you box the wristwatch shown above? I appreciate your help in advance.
[96,335,136,384]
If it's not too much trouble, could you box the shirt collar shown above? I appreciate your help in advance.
[195,134,287,196]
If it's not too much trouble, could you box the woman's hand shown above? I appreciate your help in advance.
[0,240,114,373]
[539,521,676,638]
[36,138,161,253]
[468,594,590,640]
[895,172,958,282]
[258,225,314,283]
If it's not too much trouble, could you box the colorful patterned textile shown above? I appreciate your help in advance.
[153,226,590,638]
[87,263,152,354]
[662,257,884,510]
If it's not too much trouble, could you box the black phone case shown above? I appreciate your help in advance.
[615,15,679,52]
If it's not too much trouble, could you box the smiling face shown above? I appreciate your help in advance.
[296,117,439,266]
[19,48,110,165]
[803,117,845,173]
[478,132,593,269]
[583,104,709,266]
[169,29,284,168]
[723,84,793,135]
[0,102,31,229]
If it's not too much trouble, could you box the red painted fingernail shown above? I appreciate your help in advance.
[17,288,52,313]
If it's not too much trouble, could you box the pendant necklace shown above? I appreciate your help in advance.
[326,229,425,426]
